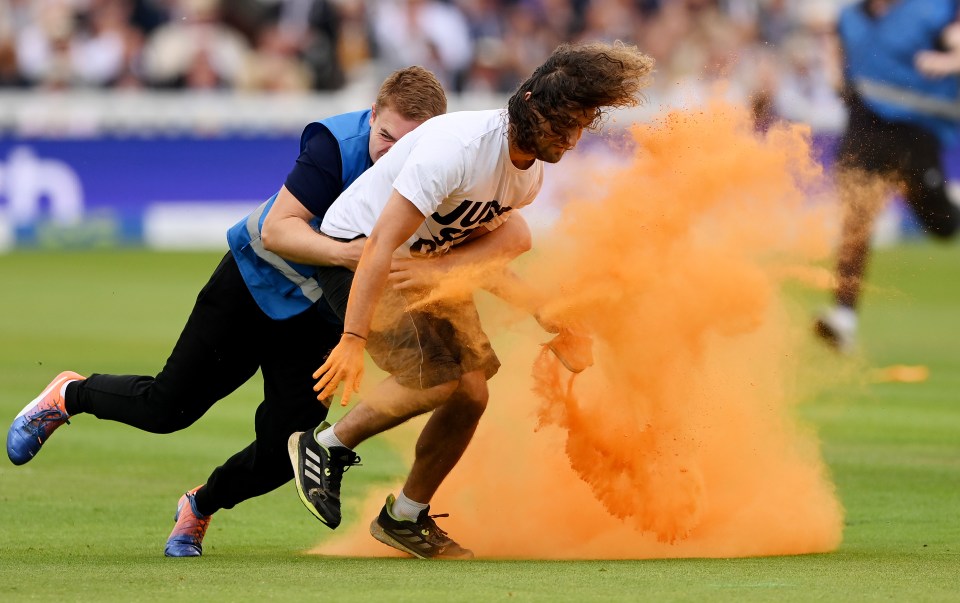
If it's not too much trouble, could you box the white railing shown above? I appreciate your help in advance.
[0,88,509,137]
[0,86,733,137]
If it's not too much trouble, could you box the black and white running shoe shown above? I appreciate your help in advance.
[287,423,360,529]
[814,305,857,353]
[370,494,473,559]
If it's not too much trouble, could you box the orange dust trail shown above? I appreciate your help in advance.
[312,98,844,559]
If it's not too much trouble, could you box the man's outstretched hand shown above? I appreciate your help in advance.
[545,327,594,373]
[533,308,594,373]
[313,335,367,406]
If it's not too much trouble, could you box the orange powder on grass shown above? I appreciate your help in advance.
[312,99,844,559]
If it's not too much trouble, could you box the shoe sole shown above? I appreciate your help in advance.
[164,547,201,558]
[287,432,337,528]
[369,518,428,559]
[14,371,84,419]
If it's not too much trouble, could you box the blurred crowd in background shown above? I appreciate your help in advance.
[0,0,847,127]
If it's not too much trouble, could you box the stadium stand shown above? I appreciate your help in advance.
[0,1,955,251]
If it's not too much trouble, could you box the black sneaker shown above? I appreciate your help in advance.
[369,494,474,559]
[287,423,360,529]
[813,306,856,353]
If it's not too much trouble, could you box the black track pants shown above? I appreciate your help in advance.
[67,252,338,513]
[839,98,960,238]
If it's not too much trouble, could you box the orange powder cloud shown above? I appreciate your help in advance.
[312,98,844,559]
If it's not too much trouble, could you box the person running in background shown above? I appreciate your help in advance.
[288,41,654,559]
[816,0,960,352]
[6,66,448,557]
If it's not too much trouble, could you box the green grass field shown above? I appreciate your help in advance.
[1,245,958,602]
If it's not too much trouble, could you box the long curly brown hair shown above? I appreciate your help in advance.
[507,41,655,154]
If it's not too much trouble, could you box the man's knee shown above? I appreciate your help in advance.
[416,379,460,412]
[407,371,488,416]
[447,371,489,420]
[143,409,199,434]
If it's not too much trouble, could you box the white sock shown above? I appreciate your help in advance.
[314,423,349,450]
[391,490,429,522]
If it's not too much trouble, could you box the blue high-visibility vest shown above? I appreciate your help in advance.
[839,0,960,144]
[226,110,372,319]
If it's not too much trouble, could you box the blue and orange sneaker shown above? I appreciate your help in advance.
[164,486,212,557]
[7,371,85,465]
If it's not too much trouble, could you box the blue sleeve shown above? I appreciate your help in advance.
[283,125,344,219]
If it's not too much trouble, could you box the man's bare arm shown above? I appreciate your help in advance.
[313,190,426,404]
[387,213,560,331]
[260,185,365,270]
[343,191,423,339]
[916,22,960,77]
[445,213,533,268]
[389,213,532,290]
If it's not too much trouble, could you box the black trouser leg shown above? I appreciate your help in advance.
[198,300,338,513]
[832,104,959,309]
[66,252,339,515]
[897,128,960,239]
[69,253,261,433]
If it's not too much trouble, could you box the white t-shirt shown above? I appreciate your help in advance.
[321,109,544,257]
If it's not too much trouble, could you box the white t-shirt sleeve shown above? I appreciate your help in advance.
[392,134,466,216]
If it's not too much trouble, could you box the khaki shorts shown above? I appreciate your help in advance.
[315,266,500,389]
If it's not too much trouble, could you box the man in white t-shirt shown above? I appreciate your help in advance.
[322,109,544,258]
[289,41,655,559]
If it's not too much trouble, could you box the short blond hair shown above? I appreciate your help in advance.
[376,66,447,122]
